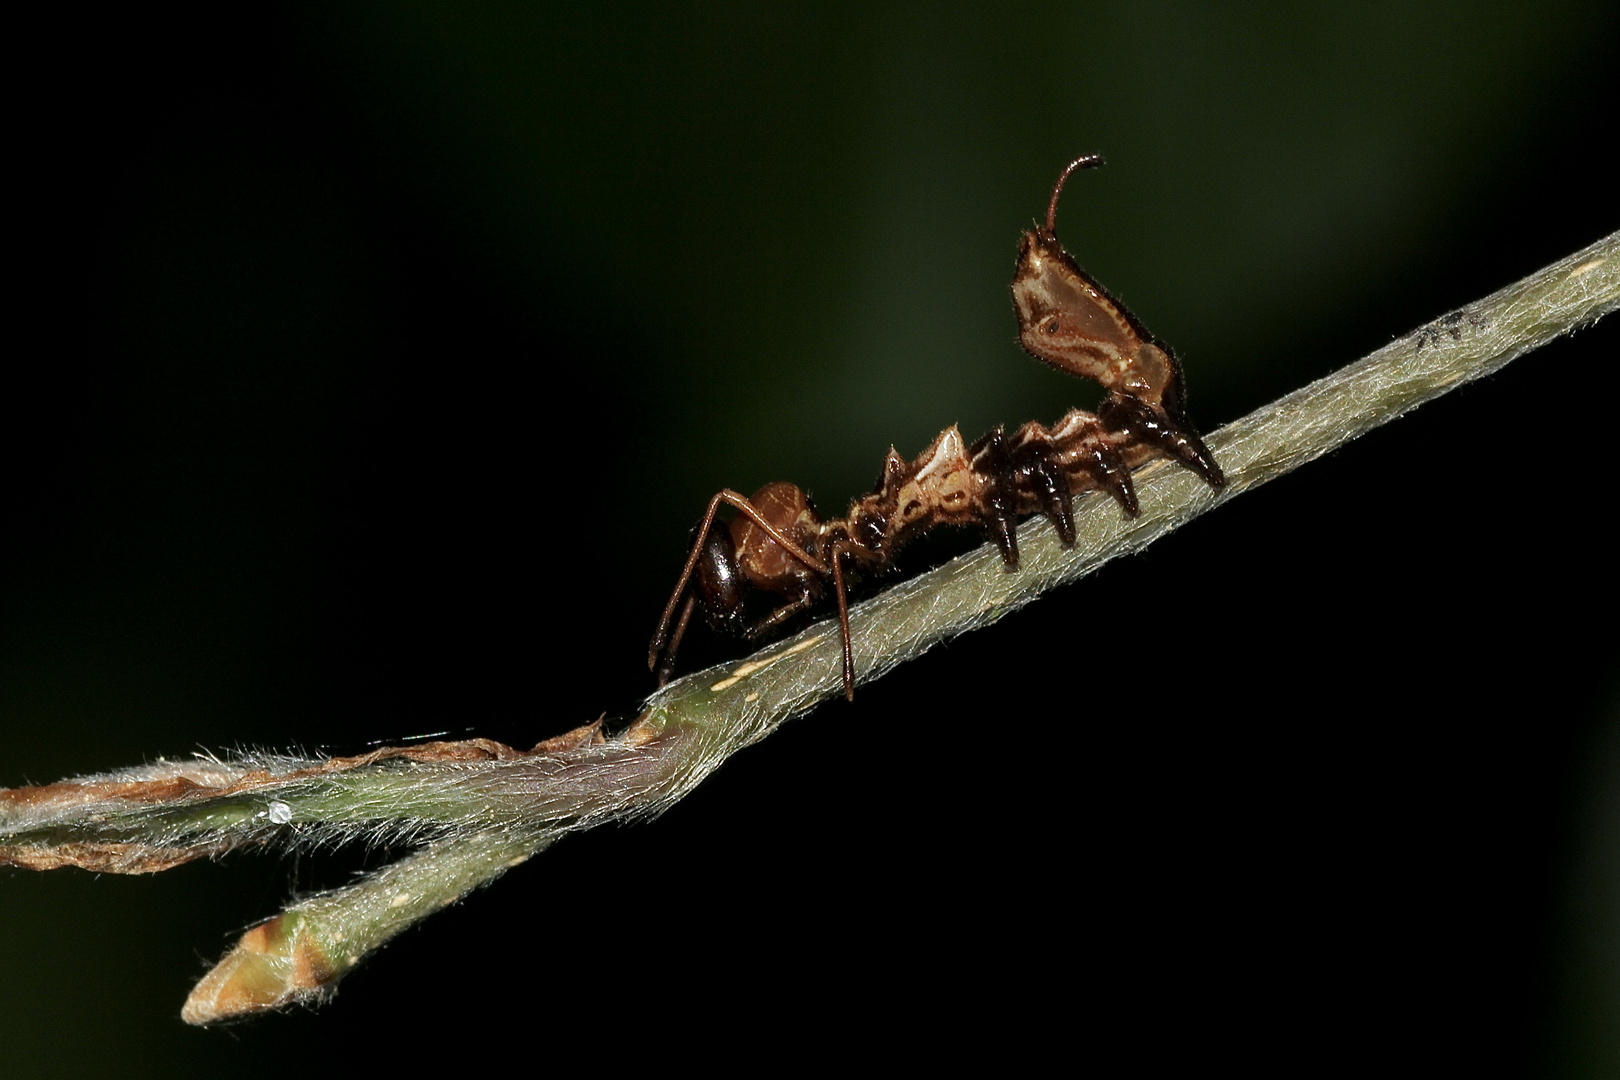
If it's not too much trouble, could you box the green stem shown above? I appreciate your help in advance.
[181,828,552,1023]
[638,229,1620,741]
[4,230,1615,1023]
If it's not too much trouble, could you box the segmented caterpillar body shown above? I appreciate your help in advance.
[650,156,1225,699]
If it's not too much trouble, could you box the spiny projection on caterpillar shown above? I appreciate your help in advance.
[649,155,1226,700]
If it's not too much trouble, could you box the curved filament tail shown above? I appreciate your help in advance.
[1045,154,1106,233]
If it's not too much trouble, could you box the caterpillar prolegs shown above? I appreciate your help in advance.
[650,156,1225,700]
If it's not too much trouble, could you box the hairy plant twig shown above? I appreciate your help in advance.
[4,230,1617,1023]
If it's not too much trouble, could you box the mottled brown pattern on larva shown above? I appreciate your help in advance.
[650,155,1225,700]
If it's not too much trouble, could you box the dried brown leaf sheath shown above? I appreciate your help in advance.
[0,720,646,873]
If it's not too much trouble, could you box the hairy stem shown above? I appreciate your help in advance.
[180,828,553,1023]
[4,229,1616,1023]
[638,230,1620,740]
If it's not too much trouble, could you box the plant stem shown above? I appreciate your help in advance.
[4,229,1616,1023]
[637,229,1620,743]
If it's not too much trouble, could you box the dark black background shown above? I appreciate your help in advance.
[3,4,1617,1074]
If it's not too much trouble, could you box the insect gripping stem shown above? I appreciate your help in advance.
[650,154,1225,699]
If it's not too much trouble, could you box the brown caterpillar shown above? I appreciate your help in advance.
[649,155,1225,700]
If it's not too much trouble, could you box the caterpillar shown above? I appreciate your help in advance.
[649,155,1224,700]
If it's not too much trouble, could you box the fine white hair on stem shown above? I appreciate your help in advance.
[4,229,1617,1022]
[639,229,1620,751]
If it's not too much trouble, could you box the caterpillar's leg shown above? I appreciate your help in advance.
[1014,415,1139,532]
[968,427,1022,568]
[1099,393,1225,490]
[1084,438,1139,517]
